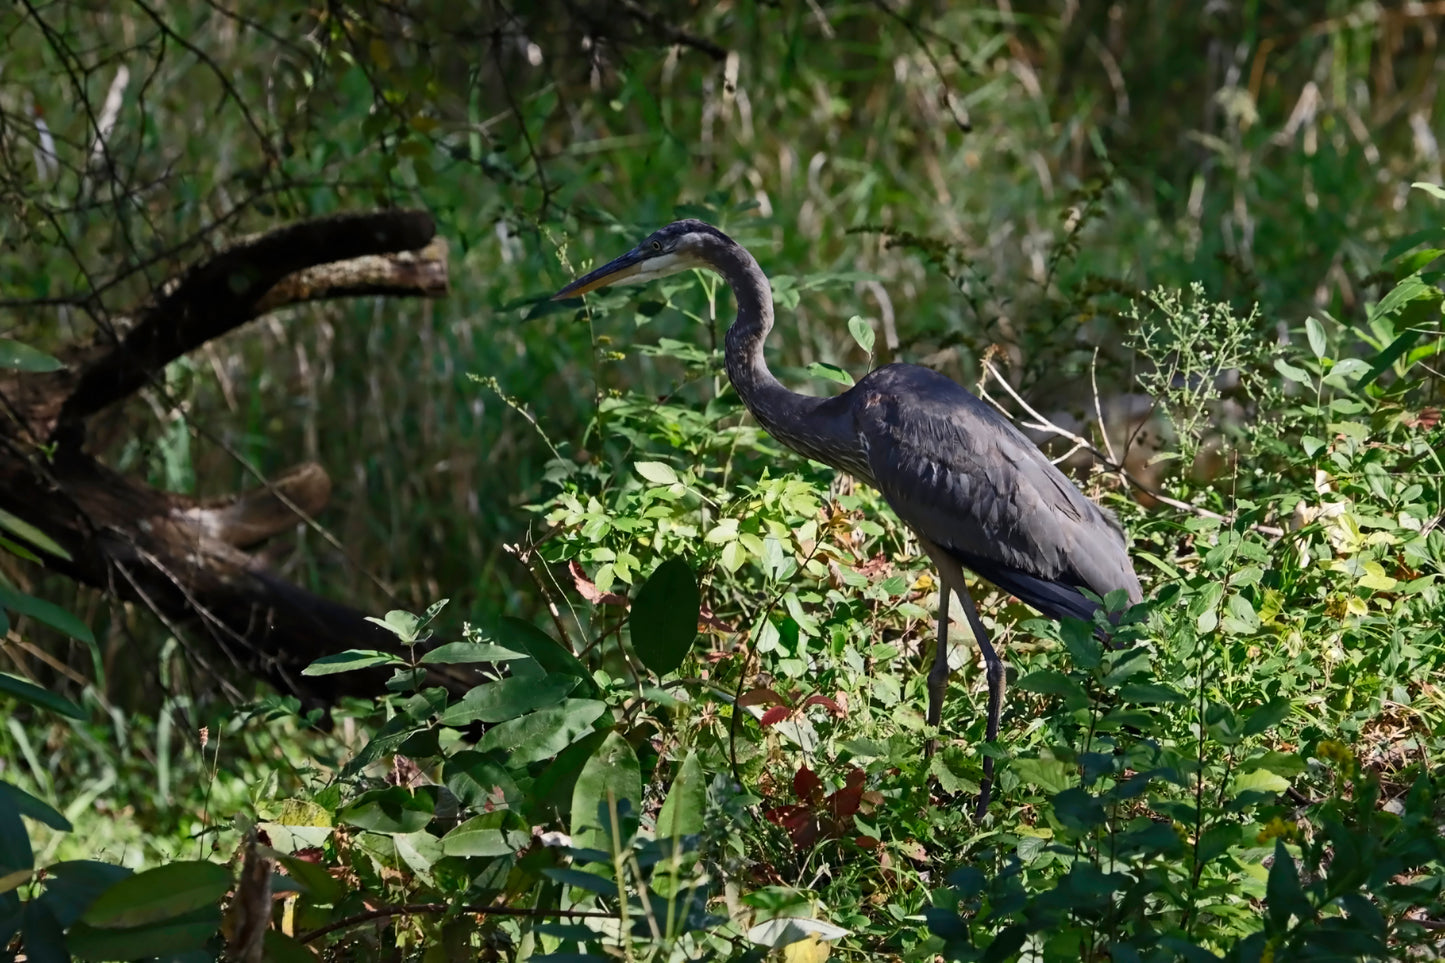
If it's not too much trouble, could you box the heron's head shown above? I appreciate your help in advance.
[551,219,730,299]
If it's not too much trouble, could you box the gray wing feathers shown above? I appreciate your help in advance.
[852,366,1142,619]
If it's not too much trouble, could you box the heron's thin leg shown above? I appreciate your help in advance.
[924,587,951,759]
[954,581,1004,819]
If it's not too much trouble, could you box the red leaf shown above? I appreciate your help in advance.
[698,604,737,633]
[801,694,845,717]
[568,560,627,605]
[739,688,789,709]
[792,765,823,802]
[759,705,793,728]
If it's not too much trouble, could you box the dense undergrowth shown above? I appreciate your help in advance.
[3,2,1445,960]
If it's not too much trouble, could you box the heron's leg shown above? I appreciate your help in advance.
[924,587,951,759]
[954,582,1004,819]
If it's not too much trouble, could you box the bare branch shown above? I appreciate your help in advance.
[59,209,438,427]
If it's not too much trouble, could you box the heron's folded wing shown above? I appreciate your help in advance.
[852,369,1140,617]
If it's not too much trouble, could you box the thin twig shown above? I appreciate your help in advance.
[979,361,1286,537]
[296,901,616,944]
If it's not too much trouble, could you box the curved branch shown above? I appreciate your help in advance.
[59,209,438,427]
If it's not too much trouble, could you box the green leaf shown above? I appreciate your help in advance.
[366,609,424,643]
[1241,698,1292,737]
[1273,357,1311,385]
[656,752,706,840]
[0,340,62,373]
[338,786,435,834]
[441,813,528,858]
[0,509,71,561]
[1266,838,1310,927]
[67,906,222,961]
[1016,669,1088,702]
[35,861,131,927]
[496,617,596,693]
[80,861,231,928]
[629,557,700,677]
[0,784,32,880]
[21,900,66,963]
[1010,756,1074,795]
[301,649,406,676]
[1232,769,1290,796]
[476,699,608,765]
[805,361,853,386]
[1410,180,1445,201]
[0,584,93,645]
[635,460,678,485]
[569,731,642,860]
[0,673,84,719]
[439,674,579,726]
[542,866,622,897]
[1358,325,1426,390]
[0,782,70,832]
[419,641,527,665]
[847,315,875,355]
[1304,316,1327,359]
[1117,682,1186,704]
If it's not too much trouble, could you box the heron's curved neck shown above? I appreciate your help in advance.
[717,242,813,433]
[715,238,856,470]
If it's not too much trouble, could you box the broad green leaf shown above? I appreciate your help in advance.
[0,510,71,561]
[1118,682,1186,704]
[441,813,528,858]
[542,866,622,897]
[444,750,521,811]
[419,641,528,665]
[847,315,875,355]
[1266,839,1310,927]
[0,782,70,832]
[393,830,443,880]
[21,901,66,962]
[1273,357,1311,385]
[301,649,406,676]
[1370,272,1433,322]
[0,585,93,645]
[1010,756,1074,795]
[570,732,642,863]
[805,362,853,386]
[656,752,706,840]
[1304,316,1327,359]
[0,673,84,719]
[439,674,578,726]
[67,906,222,961]
[496,617,596,692]
[80,861,230,928]
[629,557,700,677]
[366,609,423,643]
[1241,698,1292,737]
[338,786,435,834]
[0,784,31,880]
[0,340,62,372]
[476,699,608,765]
[635,460,678,485]
[1358,317,1430,390]
[1232,769,1290,796]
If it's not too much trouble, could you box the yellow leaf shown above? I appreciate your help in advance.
[782,935,831,963]
[912,573,935,591]
[1346,596,1369,616]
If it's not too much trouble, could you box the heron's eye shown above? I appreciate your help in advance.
[651,240,663,252]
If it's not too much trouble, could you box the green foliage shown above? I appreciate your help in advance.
[3,3,1445,960]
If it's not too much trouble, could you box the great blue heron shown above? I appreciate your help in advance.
[553,219,1143,813]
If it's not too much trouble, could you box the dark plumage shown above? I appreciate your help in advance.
[554,219,1143,815]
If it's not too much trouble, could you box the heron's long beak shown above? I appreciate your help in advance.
[552,249,688,300]
[551,249,649,300]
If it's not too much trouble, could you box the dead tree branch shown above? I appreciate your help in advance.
[0,209,472,706]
